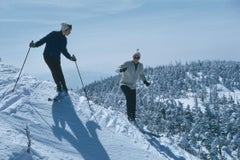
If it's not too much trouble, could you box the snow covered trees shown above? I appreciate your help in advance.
[83,60,240,160]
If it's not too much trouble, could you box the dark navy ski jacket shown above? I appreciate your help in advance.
[35,31,71,60]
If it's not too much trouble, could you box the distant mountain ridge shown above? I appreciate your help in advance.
[36,69,111,90]
[84,60,240,109]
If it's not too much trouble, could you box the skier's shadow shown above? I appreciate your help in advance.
[146,136,185,160]
[51,96,110,160]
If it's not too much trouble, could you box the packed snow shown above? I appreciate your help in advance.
[0,62,198,160]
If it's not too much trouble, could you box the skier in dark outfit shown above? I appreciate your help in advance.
[30,23,76,96]
[116,49,150,122]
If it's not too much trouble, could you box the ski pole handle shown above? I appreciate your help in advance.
[71,54,77,61]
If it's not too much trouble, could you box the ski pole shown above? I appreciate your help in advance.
[12,42,32,92]
[73,56,91,108]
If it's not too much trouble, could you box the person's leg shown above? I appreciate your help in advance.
[55,64,68,92]
[121,85,135,121]
[44,56,67,92]
[129,89,136,121]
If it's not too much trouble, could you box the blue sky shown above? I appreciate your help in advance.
[1,0,240,79]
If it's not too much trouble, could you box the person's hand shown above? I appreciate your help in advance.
[120,68,127,72]
[29,41,35,48]
[70,55,77,61]
[144,80,150,87]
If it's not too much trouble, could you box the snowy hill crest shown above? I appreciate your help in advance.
[0,63,196,160]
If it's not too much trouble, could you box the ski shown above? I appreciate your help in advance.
[133,122,162,138]
[48,93,69,102]
[48,97,60,102]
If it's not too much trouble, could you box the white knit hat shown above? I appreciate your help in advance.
[61,22,72,31]
[133,48,141,58]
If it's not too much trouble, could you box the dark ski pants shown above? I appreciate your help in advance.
[121,85,136,120]
[44,55,68,92]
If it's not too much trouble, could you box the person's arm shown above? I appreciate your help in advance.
[61,37,76,61]
[139,64,147,82]
[34,32,53,47]
[139,64,150,86]
[116,61,128,73]
[62,48,76,61]
[62,48,71,59]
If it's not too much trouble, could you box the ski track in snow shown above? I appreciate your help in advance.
[0,63,198,160]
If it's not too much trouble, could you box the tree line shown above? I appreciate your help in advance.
[81,60,240,159]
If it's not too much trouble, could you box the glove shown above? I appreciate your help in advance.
[70,55,77,61]
[144,80,150,87]
[120,68,127,72]
[29,41,35,48]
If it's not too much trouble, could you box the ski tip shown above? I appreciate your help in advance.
[48,97,61,102]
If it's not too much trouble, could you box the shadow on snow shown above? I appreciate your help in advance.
[146,136,185,160]
[51,96,110,160]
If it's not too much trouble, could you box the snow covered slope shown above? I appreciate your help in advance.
[0,63,197,160]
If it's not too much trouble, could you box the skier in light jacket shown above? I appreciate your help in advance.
[116,49,150,122]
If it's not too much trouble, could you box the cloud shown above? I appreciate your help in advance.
[0,0,145,24]
[1,0,145,14]
[83,0,145,14]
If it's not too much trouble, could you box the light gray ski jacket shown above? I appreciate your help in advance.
[116,60,146,89]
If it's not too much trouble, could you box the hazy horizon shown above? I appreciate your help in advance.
[1,0,240,84]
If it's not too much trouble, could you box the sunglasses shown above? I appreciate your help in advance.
[134,56,140,59]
